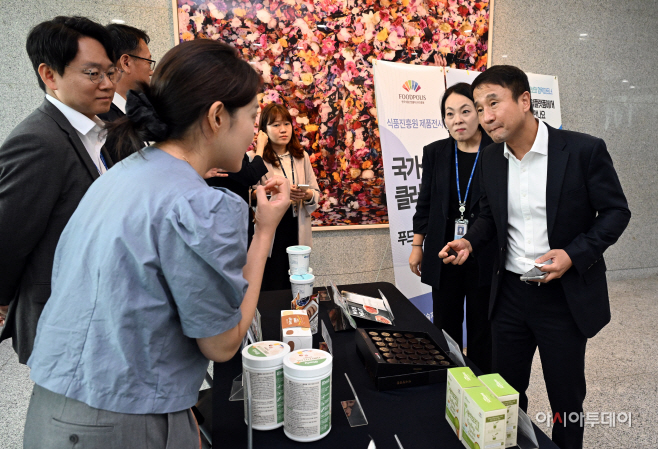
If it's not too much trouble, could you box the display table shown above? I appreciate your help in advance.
[212,282,556,448]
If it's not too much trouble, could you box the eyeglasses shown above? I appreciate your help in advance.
[67,65,123,84]
[127,54,156,71]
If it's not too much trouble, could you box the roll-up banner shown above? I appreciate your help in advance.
[373,60,448,320]
[526,73,562,129]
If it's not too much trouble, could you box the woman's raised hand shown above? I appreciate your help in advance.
[254,176,290,233]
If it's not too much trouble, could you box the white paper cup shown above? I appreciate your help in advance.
[286,246,311,275]
[289,274,315,306]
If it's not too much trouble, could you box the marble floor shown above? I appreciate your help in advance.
[1,275,656,448]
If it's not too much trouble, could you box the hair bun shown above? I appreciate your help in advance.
[126,90,169,142]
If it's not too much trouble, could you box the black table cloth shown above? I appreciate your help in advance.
[212,282,555,449]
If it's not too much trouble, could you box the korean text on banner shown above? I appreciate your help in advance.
[373,60,448,320]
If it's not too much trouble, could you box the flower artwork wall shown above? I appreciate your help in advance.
[176,0,490,226]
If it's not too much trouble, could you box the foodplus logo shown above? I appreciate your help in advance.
[402,80,421,92]
[399,80,426,104]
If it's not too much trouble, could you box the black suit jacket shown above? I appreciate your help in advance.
[413,133,497,289]
[98,101,127,163]
[463,124,631,338]
[0,99,114,363]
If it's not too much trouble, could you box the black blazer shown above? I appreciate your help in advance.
[464,124,631,338]
[98,102,128,163]
[0,99,114,363]
[413,133,497,289]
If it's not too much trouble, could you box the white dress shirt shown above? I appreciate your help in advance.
[112,91,127,114]
[504,119,550,274]
[46,95,108,174]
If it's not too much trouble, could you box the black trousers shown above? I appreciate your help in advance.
[493,271,587,449]
[433,260,492,373]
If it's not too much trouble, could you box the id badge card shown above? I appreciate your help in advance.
[454,218,468,240]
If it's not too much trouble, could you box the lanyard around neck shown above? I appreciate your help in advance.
[276,153,295,185]
[455,140,482,218]
[97,152,108,175]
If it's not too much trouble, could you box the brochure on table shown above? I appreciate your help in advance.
[329,281,395,325]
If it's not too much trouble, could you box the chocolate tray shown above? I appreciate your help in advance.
[355,328,458,390]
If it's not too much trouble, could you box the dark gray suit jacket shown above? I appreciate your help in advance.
[463,124,631,338]
[0,99,114,363]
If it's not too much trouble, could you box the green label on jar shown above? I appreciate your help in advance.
[276,369,284,423]
[320,375,331,434]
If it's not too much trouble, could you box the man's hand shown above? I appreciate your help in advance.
[439,239,473,265]
[0,305,8,327]
[535,249,573,283]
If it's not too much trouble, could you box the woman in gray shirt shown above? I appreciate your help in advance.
[24,40,290,448]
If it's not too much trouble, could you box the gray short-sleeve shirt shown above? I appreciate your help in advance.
[28,147,248,414]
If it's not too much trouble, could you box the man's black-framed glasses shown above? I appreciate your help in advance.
[128,54,156,71]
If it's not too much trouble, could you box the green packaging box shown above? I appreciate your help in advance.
[461,386,507,449]
[479,374,519,448]
[446,367,482,440]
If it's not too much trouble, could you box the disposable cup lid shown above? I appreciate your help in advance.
[290,274,315,283]
[286,245,311,255]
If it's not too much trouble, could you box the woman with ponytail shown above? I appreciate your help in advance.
[24,39,290,448]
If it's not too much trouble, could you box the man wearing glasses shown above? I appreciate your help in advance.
[100,24,154,161]
[0,16,117,364]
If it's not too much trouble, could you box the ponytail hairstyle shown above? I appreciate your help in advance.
[106,39,262,160]
[258,102,304,167]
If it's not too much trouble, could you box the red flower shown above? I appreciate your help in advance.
[422,41,432,53]
[458,5,469,17]
[358,42,371,55]
[394,17,403,27]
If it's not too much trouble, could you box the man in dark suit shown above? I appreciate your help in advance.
[440,65,630,449]
[0,16,116,363]
[99,24,153,162]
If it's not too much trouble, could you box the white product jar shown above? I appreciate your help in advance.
[286,245,312,275]
[242,341,291,430]
[283,349,333,442]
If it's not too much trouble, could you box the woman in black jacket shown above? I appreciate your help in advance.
[410,82,496,373]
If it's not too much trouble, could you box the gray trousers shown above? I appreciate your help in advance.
[24,384,200,449]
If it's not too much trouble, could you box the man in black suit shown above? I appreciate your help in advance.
[0,16,116,363]
[99,24,153,162]
[440,65,630,449]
